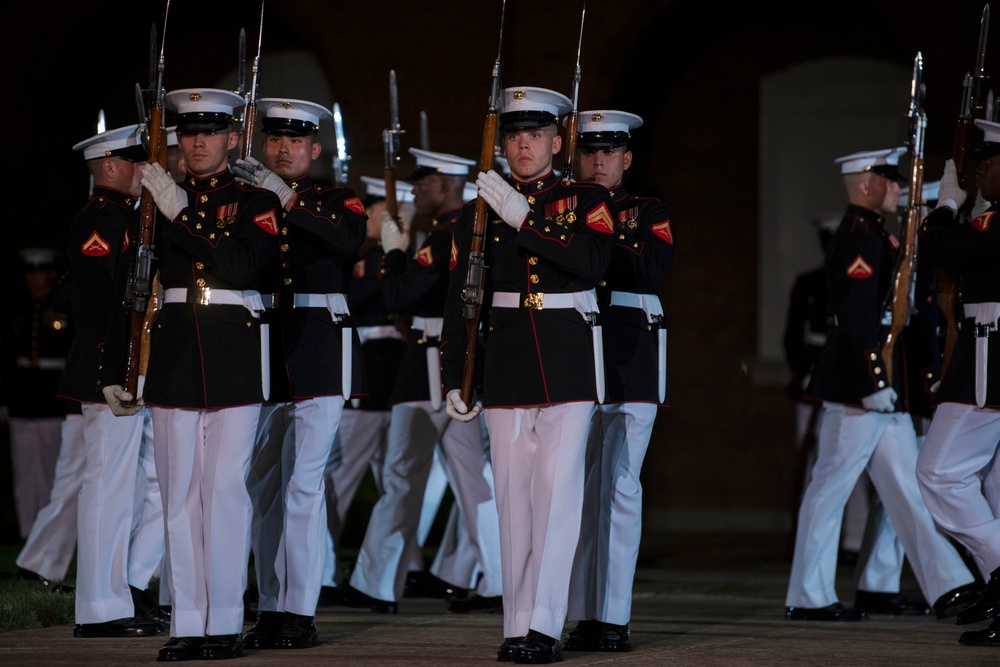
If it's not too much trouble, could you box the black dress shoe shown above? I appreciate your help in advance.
[958,568,1000,625]
[562,620,632,652]
[960,617,1000,646]
[403,571,464,599]
[157,636,204,662]
[333,584,397,613]
[934,583,982,619]
[131,585,172,625]
[243,610,285,649]
[497,636,526,662]
[512,630,562,664]
[199,633,243,660]
[785,603,868,621]
[74,616,164,637]
[448,594,503,613]
[854,590,930,615]
[273,613,318,649]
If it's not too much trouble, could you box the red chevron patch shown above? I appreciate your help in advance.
[586,203,614,234]
[973,210,995,232]
[652,219,673,244]
[82,230,110,256]
[254,210,279,235]
[345,197,364,215]
[416,245,434,267]
[846,254,873,278]
[450,237,458,270]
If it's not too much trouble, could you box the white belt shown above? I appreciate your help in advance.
[357,324,404,345]
[411,316,444,410]
[411,316,444,338]
[966,302,1000,407]
[493,289,604,403]
[610,290,667,403]
[15,356,66,370]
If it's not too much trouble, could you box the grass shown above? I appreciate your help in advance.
[0,543,75,633]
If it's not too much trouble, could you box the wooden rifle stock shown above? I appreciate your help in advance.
[240,102,257,160]
[122,105,166,403]
[459,112,499,406]
[882,156,924,385]
[562,112,579,181]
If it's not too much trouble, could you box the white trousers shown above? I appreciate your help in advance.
[786,403,974,608]
[568,401,656,626]
[8,416,62,538]
[350,400,498,601]
[486,402,595,639]
[75,405,152,623]
[16,413,84,581]
[917,402,1000,578]
[250,396,344,616]
[153,405,259,637]
[321,408,389,587]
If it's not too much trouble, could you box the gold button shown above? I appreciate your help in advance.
[198,211,206,218]
[874,367,881,375]
[528,256,538,265]
[246,322,252,327]
[209,233,216,240]
[282,261,290,270]
[598,280,606,287]
[619,234,626,240]
[530,274,539,284]
[527,195,536,204]
[196,278,205,287]
[281,227,288,236]
[869,352,877,360]
[195,262,204,270]
[283,277,292,286]
[195,223,202,230]
[493,236,500,242]
[281,244,289,252]
[544,226,550,232]
[199,194,208,203]
[877,380,885,388]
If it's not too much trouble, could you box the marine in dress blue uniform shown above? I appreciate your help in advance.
[57,125,164,639]
[339,148,502,614]
[320,176,412,594]
[785,147,975,622]
[139,88,281,661]
[441,86,615,664]
[233,97,367,650]
[916,120,1000,645]
[561,110,673,653]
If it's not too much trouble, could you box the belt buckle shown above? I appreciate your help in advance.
[198,287,211,306]
[523,292,544,310]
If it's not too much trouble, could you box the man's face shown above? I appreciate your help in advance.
[502,126,560,181]
[578,146,631,189]
[410,174,446,217]
[877,176,902,214]
[262,133,320,179]
[177,129,238,177]
[976,155,1000,202]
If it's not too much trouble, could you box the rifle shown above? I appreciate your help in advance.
[881,52,927,386]
[382,69,405,222]
[941,3,990,377]
[332,102,350,186]
[122,1,170,405]
[561,1,586,182]
[459,0,506,406]
[239,0,265,159]
[88,109,105,197]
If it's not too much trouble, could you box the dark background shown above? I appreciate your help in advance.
[0,0,994,554]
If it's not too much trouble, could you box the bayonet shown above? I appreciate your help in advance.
[332,102,350,186]
[382,69,406,219]
[420,110,430,150]
[89,109,106,197]
[240,1,265,159]
[562,1,586,181]
[237,27,246,96]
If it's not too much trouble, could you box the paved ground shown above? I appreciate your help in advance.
[0,535,993,666]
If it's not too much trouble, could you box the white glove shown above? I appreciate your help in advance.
[445,388,483,422]
[141,162,188,221]
[380,210,410,253]
[232,157,296,207]
[101,385,143,417]
[861,387,897,413]
[476,170,530,230]
[936,158,967,213]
